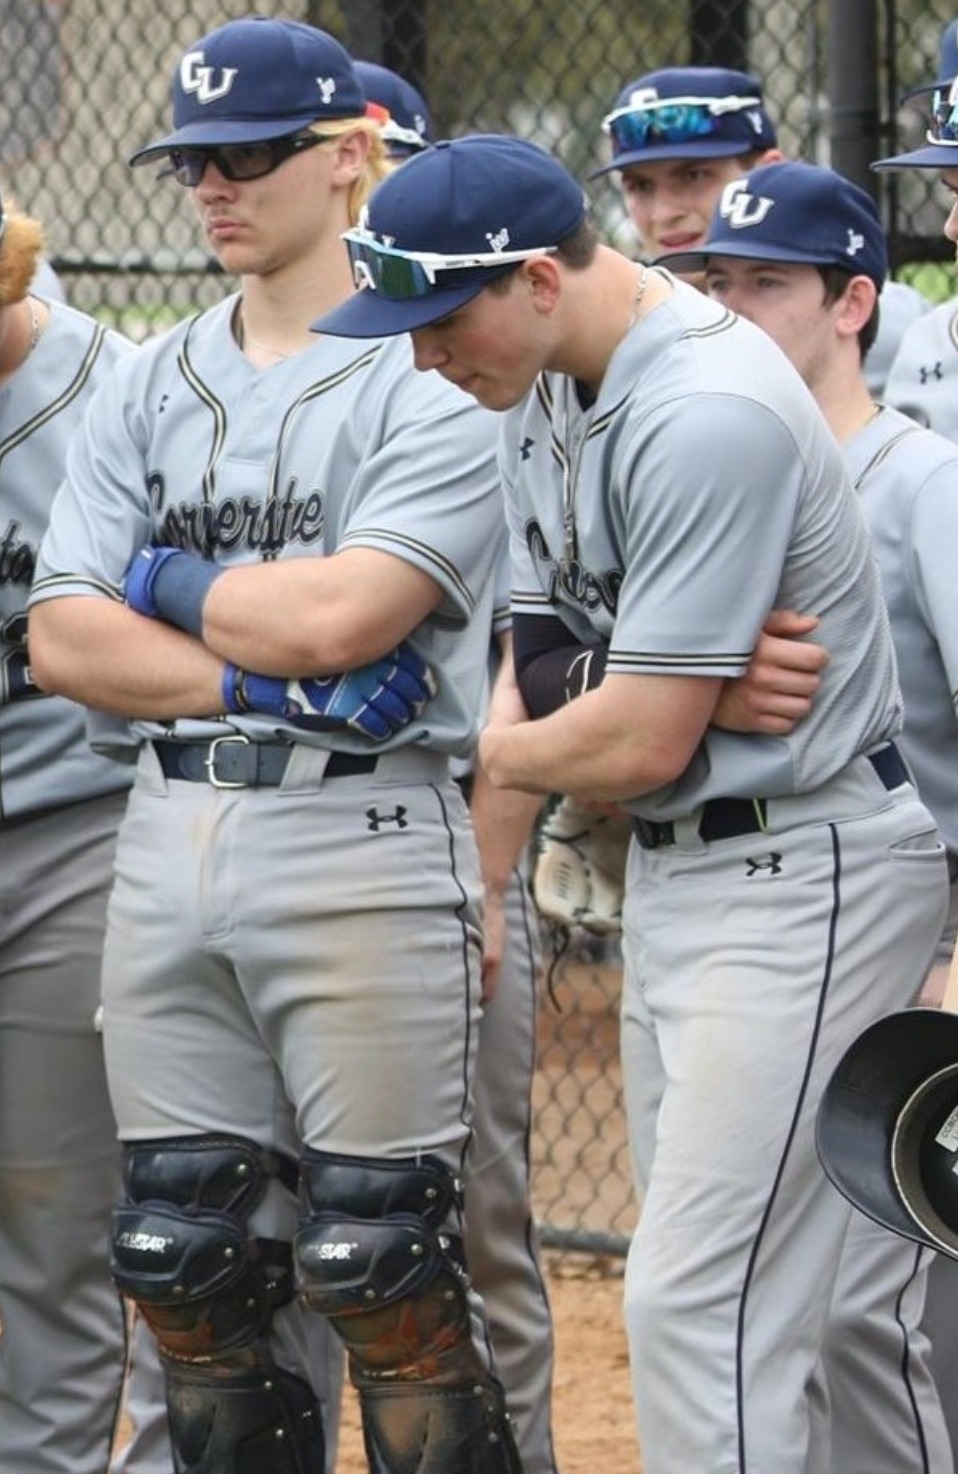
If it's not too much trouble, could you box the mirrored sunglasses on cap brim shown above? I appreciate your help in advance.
[343,234,557,300]
[602,94,763,153]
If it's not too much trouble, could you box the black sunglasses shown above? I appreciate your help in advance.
[168,131,328,188]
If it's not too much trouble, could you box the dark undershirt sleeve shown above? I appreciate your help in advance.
[513,612,608,718]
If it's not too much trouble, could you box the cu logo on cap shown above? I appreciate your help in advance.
[719,179,775,230]
[180,50,238,105]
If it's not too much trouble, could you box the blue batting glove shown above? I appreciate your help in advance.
[222,643,436,741]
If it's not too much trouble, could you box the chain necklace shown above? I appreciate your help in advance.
[234,307,291,363]
[628,264,649,328]
[26,296,41,353]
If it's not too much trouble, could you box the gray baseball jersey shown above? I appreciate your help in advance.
[32,292,501,760]
[0,298,136,1474]
[3,304,131,815]
[502,272,901,819]
[884,294,958,440]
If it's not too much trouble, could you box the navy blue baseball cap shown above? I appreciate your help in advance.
[354,61,434,157]
[662,160,888,289]
[313,134,587,339]
[590,65,777,178]
[129,17,366,166]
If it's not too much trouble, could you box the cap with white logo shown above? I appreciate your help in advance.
[660,159,888,290]
[129,17,366,166]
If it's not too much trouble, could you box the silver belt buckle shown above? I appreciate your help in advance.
[204,733,251,789]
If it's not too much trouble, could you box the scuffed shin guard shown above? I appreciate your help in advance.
[359,1376,522,1474]
[164,1354,325,1474]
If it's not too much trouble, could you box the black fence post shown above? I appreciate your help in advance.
[335,0,428,97]
[688,0,749,71]
[827,0,881,197]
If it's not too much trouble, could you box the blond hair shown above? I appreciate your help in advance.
[307,117,390,227]
[0,206,45,307]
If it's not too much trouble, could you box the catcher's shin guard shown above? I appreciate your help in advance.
[111,1134,325,1474]
[295,1149,523,1473]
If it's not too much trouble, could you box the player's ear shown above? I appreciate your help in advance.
[328,127,371,186]
[835,274,877,340]
[522,255,562,315]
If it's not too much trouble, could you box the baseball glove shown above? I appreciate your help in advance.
[531,795,632,936]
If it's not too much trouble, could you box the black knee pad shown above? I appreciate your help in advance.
[112,1135,325,1474]
[296,1149,522,1473]
[111,1134,297,1358]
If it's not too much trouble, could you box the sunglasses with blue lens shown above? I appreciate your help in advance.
[168,131,328,187]
[342,232,557,300]
[602,93,763,155]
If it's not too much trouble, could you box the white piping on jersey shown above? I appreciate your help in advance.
[533,374,629,569]
[30,570,124,602]
[0,323,109,469]
[610,649,752,673]
[338,524,476,615]
[176,325,381,558]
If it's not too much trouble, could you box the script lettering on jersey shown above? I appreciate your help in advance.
[148,474,325,557]
[525,516,622,616]
[0,524,42,702]
[0,519,36,586]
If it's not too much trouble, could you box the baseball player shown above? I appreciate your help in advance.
[591,62,929,397]
[882,18,958,438]
[28,19,521,1474]
[357,62,560,1474]
[315,133,949,1474]
[0,193,141,1472]
[668,156,958,1472]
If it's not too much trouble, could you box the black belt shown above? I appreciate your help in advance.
[633,743,910,851]
[153,737,378,789]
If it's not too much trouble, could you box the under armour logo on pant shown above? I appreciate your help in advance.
[745,852,783,876]
[919,362,944,384]
[365,806,408,831]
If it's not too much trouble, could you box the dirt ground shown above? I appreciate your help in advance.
[335,1254,642,1474]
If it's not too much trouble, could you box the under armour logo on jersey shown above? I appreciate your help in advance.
[846,229,865,260]
[520,437,535,460]
[179,50,238,105]
[366,805,408,832]
[919,362,944,384]
[718,178,775,230]
[316,76,337,105]
[745,852,783,877]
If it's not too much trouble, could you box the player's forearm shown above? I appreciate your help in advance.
[479,675,718,802]
[197,552,440,675]
[469,764,543,898]
[28,597,225,718]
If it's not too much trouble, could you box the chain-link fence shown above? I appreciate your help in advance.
[6,0,958,1256]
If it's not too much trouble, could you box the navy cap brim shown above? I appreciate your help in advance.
[589,138,761,179]
[312,278,487,340]
[129,113,335,167]
[871,142,958,171]
[657,239,857,277]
